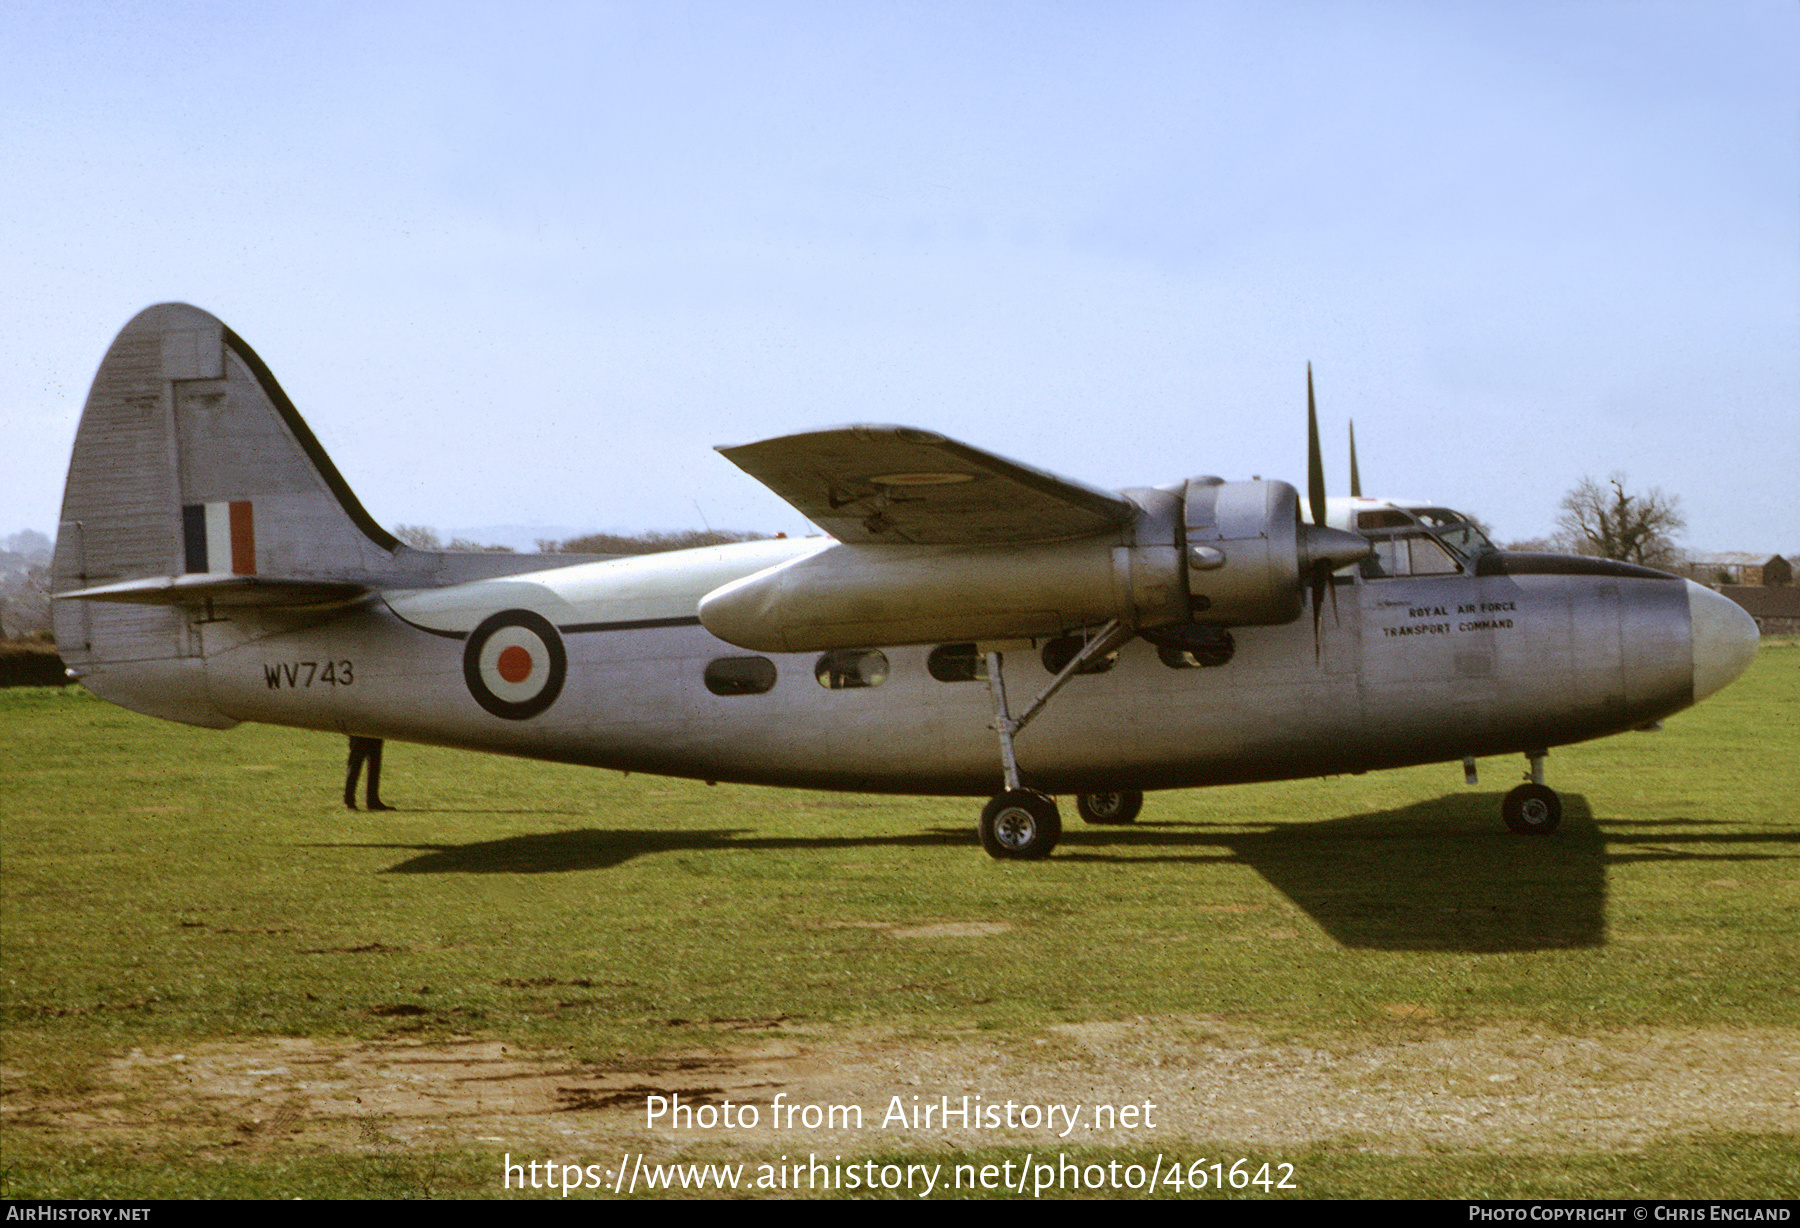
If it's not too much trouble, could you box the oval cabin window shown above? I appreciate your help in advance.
[704,656,778,696]
[815,649,890,689]
[927,643,987,683]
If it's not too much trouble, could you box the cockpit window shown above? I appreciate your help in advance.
[1355,509,1414,530]
[1364,533,1459,577]
[1410,508,1494,556]
[1354,506,1491,579]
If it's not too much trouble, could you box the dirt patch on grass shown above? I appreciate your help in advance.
[7,1019,1796,1162]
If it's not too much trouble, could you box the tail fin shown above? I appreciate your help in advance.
[52,304,399,724]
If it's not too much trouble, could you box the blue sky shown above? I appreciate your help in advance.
[4,1,1795,554]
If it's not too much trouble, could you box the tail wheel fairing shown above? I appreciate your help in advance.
[463,609,566,720]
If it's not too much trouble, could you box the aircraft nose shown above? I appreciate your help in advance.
[1686,580,1759,702]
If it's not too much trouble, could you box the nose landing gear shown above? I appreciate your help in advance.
[1501,750,1561,834]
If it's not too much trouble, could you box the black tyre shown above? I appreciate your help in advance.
[1502,783,1561,835]
[979,790,1062,860]
[1076,790,1143,825]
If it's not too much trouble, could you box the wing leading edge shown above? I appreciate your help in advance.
[716,425,1139,545]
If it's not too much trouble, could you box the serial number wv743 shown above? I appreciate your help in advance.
[263,660,355,689]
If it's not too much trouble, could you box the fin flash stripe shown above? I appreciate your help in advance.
[182,501,256,574]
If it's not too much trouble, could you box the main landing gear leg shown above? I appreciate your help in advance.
[1502,748,1560,835]
[979,649,1060,859]
[976,623,1135,860]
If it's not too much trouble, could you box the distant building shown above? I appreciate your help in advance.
[1719,586,1800,636]
[1684,552,1778,586]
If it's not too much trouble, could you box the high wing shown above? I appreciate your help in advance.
[716,425,1139,545]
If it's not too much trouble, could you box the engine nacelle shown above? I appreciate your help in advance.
[1182,478,1305,625]
[697,478,1366,653]
[696,533,1184,653]
[1180,478,1371,626]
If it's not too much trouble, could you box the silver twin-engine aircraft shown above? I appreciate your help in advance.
[52,304,1760,858]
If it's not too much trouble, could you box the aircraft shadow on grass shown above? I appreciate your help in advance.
[313,792,1797,954]
[314,826,971,875]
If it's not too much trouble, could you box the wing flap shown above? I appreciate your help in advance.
[717,425,1137,545]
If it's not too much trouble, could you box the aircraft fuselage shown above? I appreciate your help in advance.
[187,538,1705,797]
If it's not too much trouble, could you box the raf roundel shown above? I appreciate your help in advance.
[463,610,567,720]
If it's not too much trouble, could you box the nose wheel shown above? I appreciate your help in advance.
[980,790,1062,859]
[1502,784,1561,834]
[1501,750,1560,834]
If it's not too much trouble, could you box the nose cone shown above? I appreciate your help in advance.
[1686,581,1759,702]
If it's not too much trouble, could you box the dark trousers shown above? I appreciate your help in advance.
[345,736,386,809]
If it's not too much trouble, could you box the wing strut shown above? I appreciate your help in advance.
[984,619,1134,792]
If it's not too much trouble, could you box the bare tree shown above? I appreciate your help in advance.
[1554,475,1685,569]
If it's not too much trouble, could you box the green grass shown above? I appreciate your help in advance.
[3,643,1796,1198]
[5,1136,1793,1200]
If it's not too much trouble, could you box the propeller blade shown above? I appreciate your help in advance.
[1311,570,1326,660]
[1301,521,1370,662]
[1306,364,1326,527]
[1302,368,1367,662]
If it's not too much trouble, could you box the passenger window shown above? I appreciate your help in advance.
[704,656,777,696]
[927,642,987,682]
[815,649,889,689]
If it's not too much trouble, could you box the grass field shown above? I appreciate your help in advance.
[2,643,1795,1199]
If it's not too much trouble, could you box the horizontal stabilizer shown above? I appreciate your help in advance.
[56,574,372,608]
[718,425,1138,545]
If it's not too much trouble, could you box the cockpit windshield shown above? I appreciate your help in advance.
[1409,508,1494,557]
[1352,506,1493,579]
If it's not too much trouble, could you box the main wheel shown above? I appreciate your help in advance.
[979,790,1062,860]
[1076,790,1143,825]
[1502,783,1561,835]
